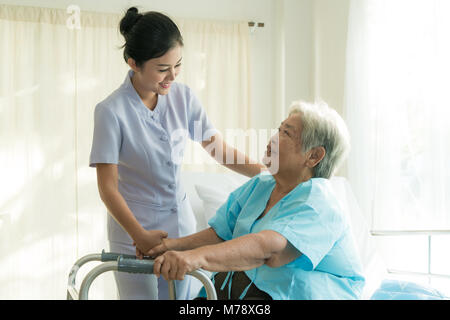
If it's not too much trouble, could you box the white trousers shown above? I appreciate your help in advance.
[109,241,197,300]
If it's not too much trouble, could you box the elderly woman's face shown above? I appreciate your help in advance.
[264,113,306,174]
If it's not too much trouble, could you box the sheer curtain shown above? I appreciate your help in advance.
[175,18,252,172]
[344,0,450,231]
[0,4,251,299]
[0,4,127,300]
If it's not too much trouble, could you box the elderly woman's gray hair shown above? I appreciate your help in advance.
[288,100,350,179]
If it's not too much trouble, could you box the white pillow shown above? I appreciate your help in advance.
[194,175,248,230]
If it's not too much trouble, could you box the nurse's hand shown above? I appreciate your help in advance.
[133,229,168,259]
[153,250,202,281]
[135,237,170,259]
[145,237,177,258]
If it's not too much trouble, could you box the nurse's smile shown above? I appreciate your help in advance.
[160,82,171,89]
[128,45,183,105]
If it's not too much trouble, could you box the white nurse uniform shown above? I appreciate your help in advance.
[89,70,218,299]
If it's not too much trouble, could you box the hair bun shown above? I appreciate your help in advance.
[127,7,139,15]
[120,7,142,38]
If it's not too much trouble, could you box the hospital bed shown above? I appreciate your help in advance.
[180,171,448,300]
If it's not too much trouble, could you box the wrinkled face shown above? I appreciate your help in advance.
[130,45,183,95]
[263,113,307,175]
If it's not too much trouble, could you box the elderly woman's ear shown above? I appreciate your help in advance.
[305,146,326,169]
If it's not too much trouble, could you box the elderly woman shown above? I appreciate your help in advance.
[141,100,365,300]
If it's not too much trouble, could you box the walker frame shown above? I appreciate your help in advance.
[66,250,217,300]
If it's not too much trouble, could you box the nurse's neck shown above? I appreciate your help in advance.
[131,73,158,111]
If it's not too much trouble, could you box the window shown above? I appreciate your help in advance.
[345,0,450,295]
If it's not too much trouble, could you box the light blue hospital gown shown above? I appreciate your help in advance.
[89,70,218,299]
[200,173,365,300]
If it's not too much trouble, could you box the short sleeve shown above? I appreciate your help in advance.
[208,189,244,241]
[186,87,219,142]
[265,203,344,271]
[89,104,122,167]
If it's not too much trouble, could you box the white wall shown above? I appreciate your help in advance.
[282,0,314,112]
[312,0,350,116]
[275,0,350,117]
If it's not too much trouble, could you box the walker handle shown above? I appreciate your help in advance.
[117,256,155,274]
[101,250,136,262]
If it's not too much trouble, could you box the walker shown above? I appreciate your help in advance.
[67,250,217,300]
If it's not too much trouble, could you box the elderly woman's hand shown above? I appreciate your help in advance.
[153,250,203,281]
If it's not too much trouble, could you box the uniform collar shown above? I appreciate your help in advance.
[122,69,165,122]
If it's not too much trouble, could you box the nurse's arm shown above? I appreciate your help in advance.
[96,164,168,251]
[201,134,266,178]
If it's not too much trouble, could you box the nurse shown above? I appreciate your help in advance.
[89,8,265,300]
[144,100,366,300]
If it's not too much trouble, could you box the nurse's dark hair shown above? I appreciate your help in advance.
[119,7,183,67]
